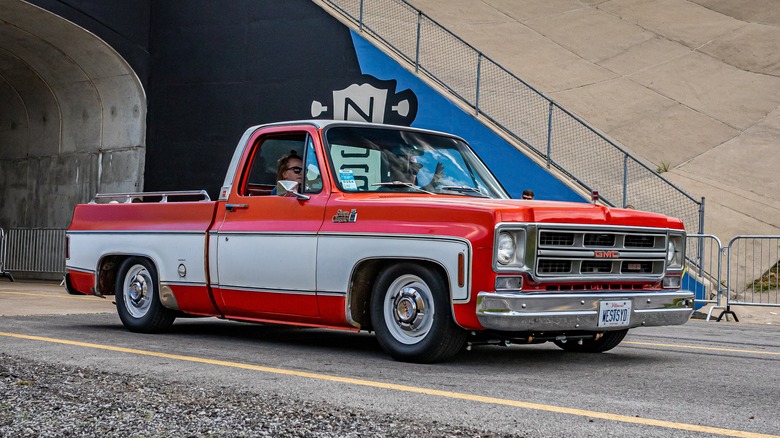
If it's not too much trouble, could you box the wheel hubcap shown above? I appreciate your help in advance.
[383,274,434,345]
[123,265,152,318]
[393,287,425,330]
[129,279,145,304]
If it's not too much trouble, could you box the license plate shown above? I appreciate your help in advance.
[598,300,632,328]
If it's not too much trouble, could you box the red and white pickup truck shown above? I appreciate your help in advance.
[66,120,693,363]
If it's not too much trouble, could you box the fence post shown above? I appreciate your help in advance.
[474,53,482,116]
[546,102,553,169]
[622,155,628,208]
[359,0,364,31]
[0,228,13,281]
[698,197,705,235]
[414,11,421,73]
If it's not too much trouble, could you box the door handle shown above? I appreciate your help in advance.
[225,203,248,211]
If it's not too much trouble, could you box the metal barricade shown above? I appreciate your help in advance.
[685,234,725,320]
[725,236,780,318]
[4,228,66,280]
[0,228,13,281]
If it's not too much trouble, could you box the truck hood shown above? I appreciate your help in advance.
[343,194,685,230]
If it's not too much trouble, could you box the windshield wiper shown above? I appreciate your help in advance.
[439,185,489,197]
[371,181,434,194]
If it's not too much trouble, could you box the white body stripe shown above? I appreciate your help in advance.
[67,231,208,286]
[70,231,471,303]
[316,234,471,301]
[213,233,317,291]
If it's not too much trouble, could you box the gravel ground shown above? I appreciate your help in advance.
[0,353,517,438]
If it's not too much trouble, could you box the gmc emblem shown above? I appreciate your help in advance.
[594,250,619,258]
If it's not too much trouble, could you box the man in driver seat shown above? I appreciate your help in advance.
[388,144,443,189]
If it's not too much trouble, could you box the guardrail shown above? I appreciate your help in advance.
[685,234,725,320]
[3,228,66,280]
[726,236,780,312]
[0,228,13,281]
[320,0,704,233]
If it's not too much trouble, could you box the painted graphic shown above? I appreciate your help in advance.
[311,76,418,125]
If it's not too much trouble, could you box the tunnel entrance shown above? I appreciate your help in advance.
[0,0,145,229]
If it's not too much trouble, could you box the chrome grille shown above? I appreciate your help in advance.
[538,260,571,273]
[535,226,668,279]
[625,235,657,248]
[539,232,574,246]
[581,260,614,273]
[621,261,658,274]
[584,233,615,247]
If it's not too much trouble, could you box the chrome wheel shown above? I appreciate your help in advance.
[383,274,435,345]
[371,263,467,363]
[115,257,175,333]
[122,264,153,319]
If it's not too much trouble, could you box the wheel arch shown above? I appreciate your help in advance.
[95,253,160,296]
[348,257,453,330]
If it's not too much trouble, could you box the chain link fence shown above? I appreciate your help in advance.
[321,0,704,233]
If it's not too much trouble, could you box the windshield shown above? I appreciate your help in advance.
[324,126,508,198]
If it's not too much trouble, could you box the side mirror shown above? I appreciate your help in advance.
[276,180,310,200]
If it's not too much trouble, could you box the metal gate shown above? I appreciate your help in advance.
[685,234,726,320]
[0,228,13,281]
[685,234,780,321]
[2,228,66,280]
[726,236,780,314]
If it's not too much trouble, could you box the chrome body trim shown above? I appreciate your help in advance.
[476,290,694,331]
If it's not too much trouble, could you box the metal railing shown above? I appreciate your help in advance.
[0,228,13,281]
[685,234,726,319]
[682,234,780,321]
[320,0,704,233]
[3,228,66,279]
[726,236,780,310]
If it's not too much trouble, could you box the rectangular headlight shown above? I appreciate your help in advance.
[493,226,528,271]
[667,232,685,269]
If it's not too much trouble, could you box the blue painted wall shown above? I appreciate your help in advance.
[350,32,585,203]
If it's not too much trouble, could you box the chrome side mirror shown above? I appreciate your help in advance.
[276,180,310,200]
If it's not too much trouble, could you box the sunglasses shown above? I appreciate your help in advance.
[522,195,533,199]
[286,166,303,174]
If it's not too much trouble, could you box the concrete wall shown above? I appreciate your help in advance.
[0,0,147,230]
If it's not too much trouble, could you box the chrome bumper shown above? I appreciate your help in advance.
[476,290,694,332]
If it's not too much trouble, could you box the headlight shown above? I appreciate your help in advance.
[494,227,527,270]
[496,232,515,265]
[666,233,684,269]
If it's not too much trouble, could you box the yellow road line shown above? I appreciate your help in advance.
[0,331,776,438]
[625,341,780,356]
[0,291,104,301]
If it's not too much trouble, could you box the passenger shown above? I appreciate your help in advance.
[521,189,534,200]
[390,145,443,190]
[271,151,303,194]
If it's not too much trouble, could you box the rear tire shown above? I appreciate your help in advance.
[554,329,628,353]
[115,257,175,333]
[371,263,466,363]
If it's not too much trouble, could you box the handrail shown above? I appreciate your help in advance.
[319,0,704,233]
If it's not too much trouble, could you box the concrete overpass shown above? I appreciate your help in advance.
[0,0,145,229]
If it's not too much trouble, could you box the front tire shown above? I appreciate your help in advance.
[554,329,628,353]
[371,263,466,363]
[115,257,175,333]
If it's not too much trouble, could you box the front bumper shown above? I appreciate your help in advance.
[476,290,694,332]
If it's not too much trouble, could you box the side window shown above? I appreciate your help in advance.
[242,134,306,196]
[304,135,323,193]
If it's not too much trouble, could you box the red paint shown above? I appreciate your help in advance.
[67,121,686,335]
